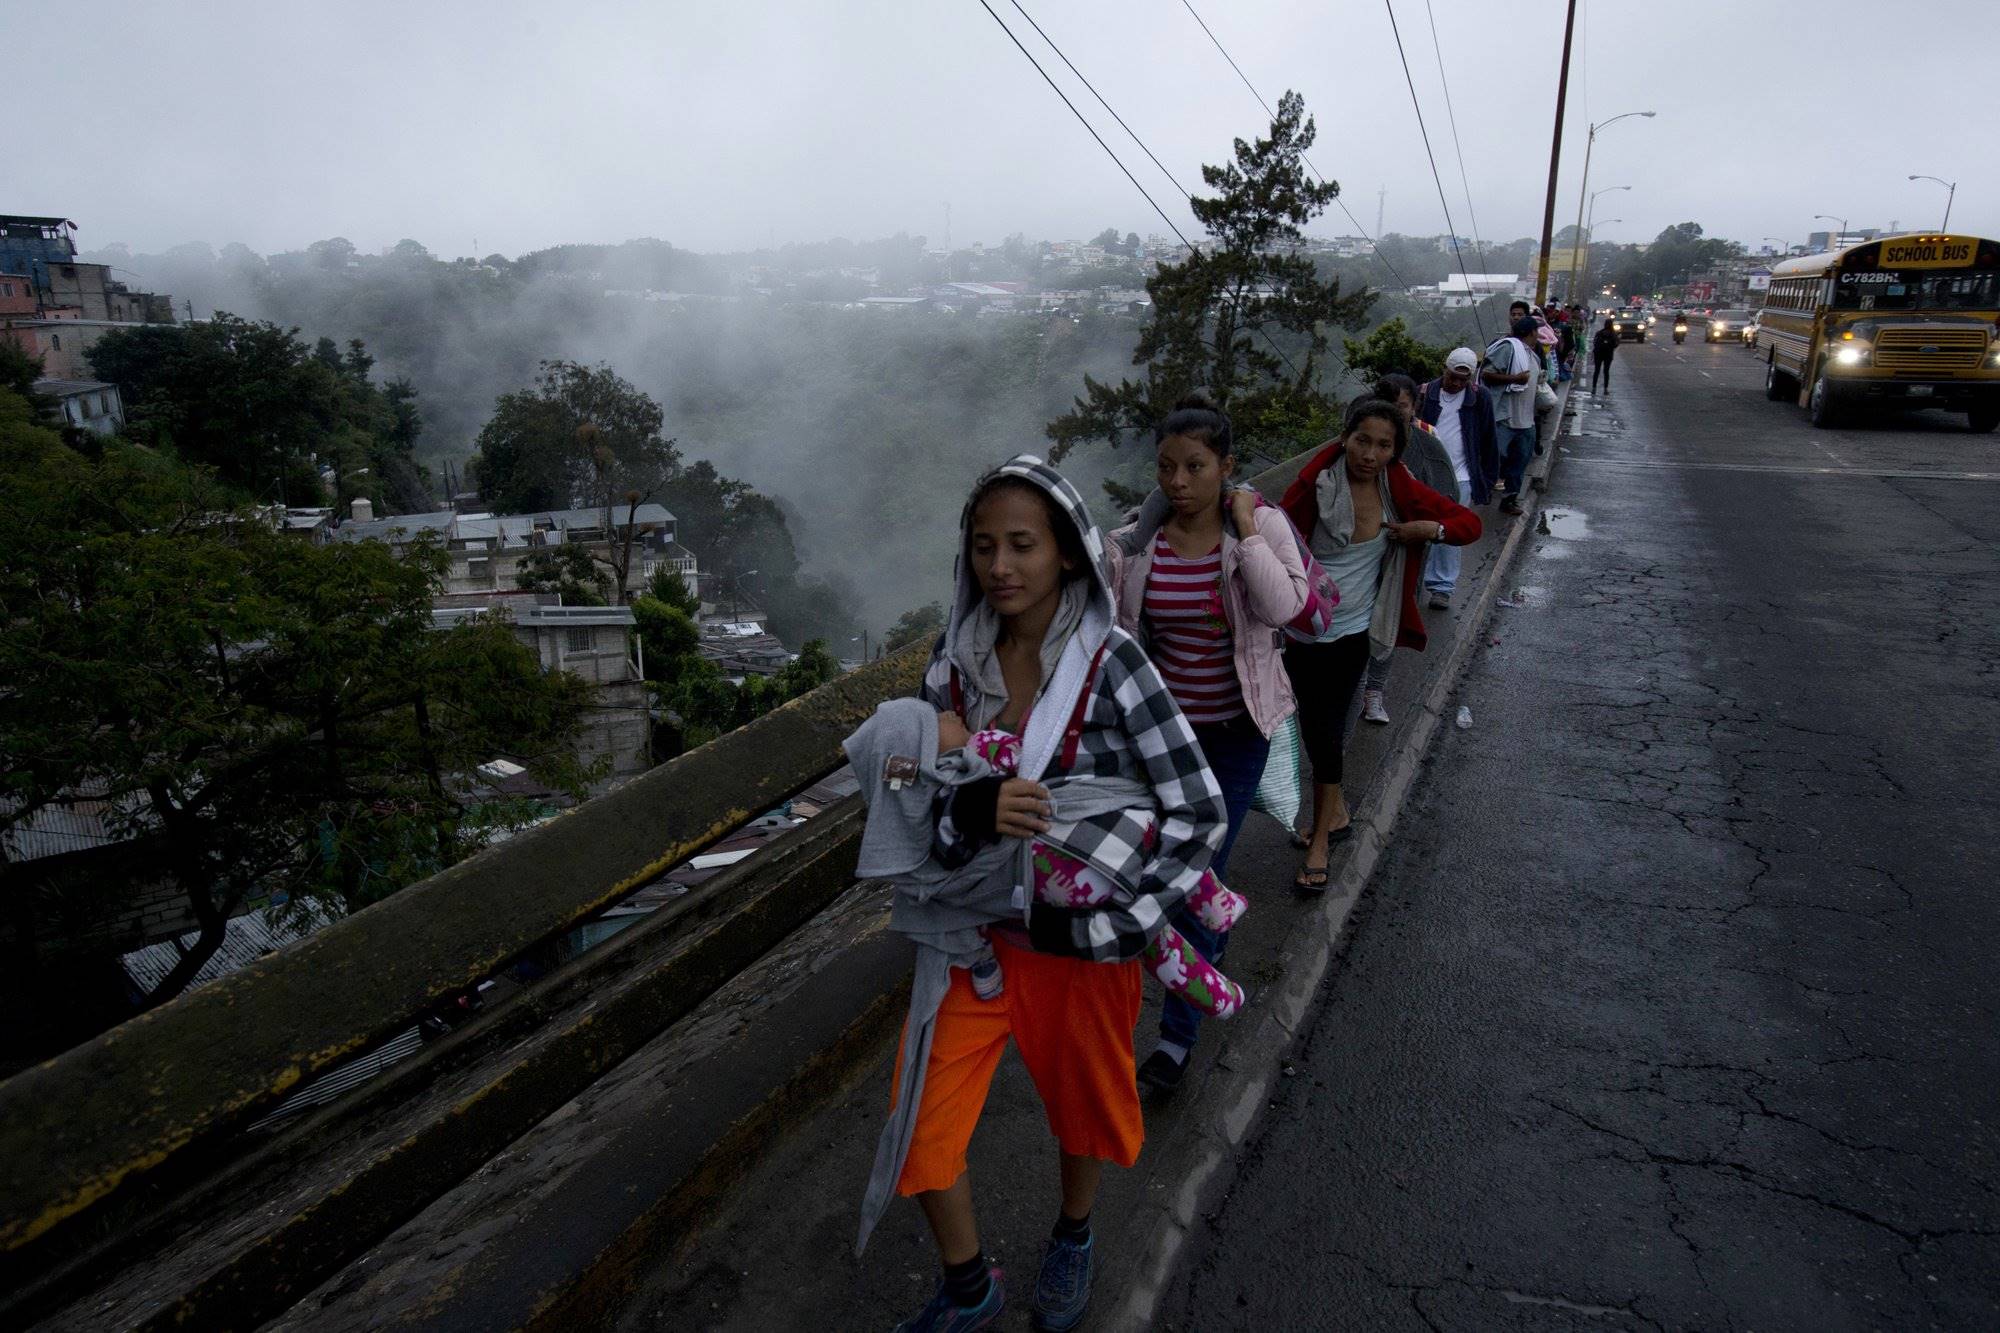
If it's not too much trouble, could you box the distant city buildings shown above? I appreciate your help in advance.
[1408,272,1532,309]
[329,497,691,788]
[0,214,177,377]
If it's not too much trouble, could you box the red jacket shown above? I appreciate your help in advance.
[1279,441,1483,652]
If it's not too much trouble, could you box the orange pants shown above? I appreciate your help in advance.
[894,934,1146,1195]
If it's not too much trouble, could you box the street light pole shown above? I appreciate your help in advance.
[1580,219,1620,298]
[1907,175,1957,231]
[1565,114,1654,307]
[1814,215,1849,250]
[1575,185,1630,298]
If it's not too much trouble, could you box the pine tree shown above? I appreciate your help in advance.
[1047,92,1376,468]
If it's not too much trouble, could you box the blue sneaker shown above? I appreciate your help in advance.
[1031,1235,1093,1331]
[894,1265,1004,1332]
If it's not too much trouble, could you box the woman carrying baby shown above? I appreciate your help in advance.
[881,455,1225,1333]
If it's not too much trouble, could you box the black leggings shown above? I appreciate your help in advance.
[1591,355,1612,390]
[1283,632,1373,786]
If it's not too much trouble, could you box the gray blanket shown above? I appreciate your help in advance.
[846,695,1151,1254]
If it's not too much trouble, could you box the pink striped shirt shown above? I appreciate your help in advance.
[1142,533,1244,725]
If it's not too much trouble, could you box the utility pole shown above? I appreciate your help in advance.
[1376,187,1386,238]
[1533,0,1580,306]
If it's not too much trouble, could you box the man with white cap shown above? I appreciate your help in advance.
[1482,315,1544,517]
[1415,347,1498,610]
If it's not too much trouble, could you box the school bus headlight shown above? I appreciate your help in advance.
[1833,345,1870,367]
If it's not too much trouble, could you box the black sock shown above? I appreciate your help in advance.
[1052,1209,1092,1244]
[943,1252,991,1308]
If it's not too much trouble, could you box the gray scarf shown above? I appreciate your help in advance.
[1313,460,1406,660]
[947,579,1090,730]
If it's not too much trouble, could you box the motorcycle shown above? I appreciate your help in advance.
[1672,321,1688,345]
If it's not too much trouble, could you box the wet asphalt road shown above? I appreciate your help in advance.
[1168,339,2000,1330]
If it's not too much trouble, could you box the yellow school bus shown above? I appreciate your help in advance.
[1759,234,2000,431]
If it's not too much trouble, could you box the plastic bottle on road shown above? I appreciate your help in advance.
[1455,706,1473,730]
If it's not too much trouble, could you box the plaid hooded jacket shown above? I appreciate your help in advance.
[924,455,1226,963]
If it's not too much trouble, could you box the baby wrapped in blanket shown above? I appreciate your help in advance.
[956,724,1246,1018]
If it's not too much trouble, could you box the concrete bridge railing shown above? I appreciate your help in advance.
[0,452,1313,1329]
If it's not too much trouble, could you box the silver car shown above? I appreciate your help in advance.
[1706,308,1754,343]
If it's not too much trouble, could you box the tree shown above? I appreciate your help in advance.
[661,459,799,585]
[1342,317,1448,386]
[0,340,43,398]
[886,601,946,653]
[0,405,593,1007]
[646,565,702,617]
[473,361,682,599]
[1090,227,1123,250]
[1047,91,1376,469]
[514,545,609,605]
[630,595,700,685]
[86,315,431,514]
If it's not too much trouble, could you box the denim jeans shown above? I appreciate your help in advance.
[1158,714,1270,1053]
[1424,477,1474,595]
[1498,423,1537,496]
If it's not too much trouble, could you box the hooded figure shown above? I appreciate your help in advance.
[921,455,1226,953]
[853,455,1228,1297]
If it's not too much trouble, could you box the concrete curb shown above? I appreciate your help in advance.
[1110,377,1579,1330]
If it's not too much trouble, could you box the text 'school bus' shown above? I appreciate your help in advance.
[1759,234,2000,431]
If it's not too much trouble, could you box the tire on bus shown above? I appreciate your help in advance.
[1807,363,1844,429]
[1764,355,1795,403]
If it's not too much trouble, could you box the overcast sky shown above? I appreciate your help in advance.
[14,0,1995,260]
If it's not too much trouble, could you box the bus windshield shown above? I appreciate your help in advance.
[1832,269,2000,311]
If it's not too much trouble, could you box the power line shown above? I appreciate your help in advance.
[1423,0,1491,285]
[980,0,1311,387]
[973,0,1193,250]
[1176,0,1461,347]
[1004,0,1190,200]
[1384,0,1488,347]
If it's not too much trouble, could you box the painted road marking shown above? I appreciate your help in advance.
[1566,458,2000,482]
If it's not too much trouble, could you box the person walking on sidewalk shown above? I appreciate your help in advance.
[883,457,1226,1333]
[1591,320,1618,394]
[1277,401,1481,891]
[1107,391,1310,1091]
[1482,314,1543,517]
[1416,348,1497,616]
[1357,373,1458,727]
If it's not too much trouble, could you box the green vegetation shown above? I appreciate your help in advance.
[0,388,592,1008]
[86,313,431,513]
[1046,92,1376,473]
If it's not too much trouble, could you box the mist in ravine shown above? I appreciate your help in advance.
[88,234,1159,634]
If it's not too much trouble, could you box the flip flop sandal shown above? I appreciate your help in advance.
[1293,865,1330,892]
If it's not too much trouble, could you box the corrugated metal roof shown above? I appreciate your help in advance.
[120,898,342,996]
[0,791,152,862]
[31,377,116,396]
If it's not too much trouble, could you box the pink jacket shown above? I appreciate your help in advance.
[1107,499,1310,738]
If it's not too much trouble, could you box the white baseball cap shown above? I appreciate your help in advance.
[1444,346,1478,372]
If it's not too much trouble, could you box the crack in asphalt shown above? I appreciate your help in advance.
[1534,1096,2000,1253]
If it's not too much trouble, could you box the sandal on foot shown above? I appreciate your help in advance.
[1293,864,1330,892]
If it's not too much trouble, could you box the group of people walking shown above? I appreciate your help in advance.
[852,333,1573,1329]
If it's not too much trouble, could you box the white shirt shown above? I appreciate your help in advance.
[1434,388,1471,483]
[1487,337,1538,430]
